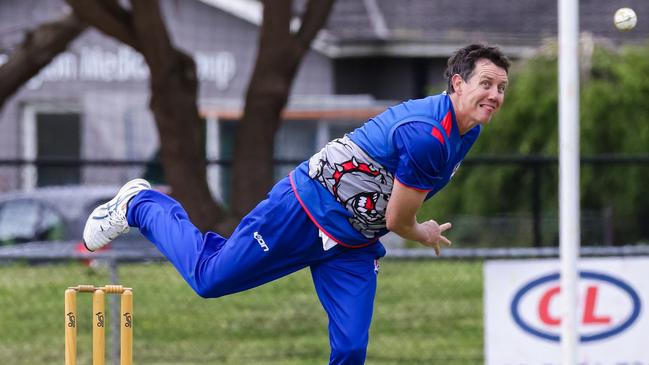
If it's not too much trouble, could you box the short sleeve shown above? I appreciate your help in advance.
[393,121,447,191]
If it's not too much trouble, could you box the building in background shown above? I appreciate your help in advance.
[0,0,647,201]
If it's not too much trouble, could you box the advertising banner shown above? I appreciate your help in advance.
[485,258,649,365]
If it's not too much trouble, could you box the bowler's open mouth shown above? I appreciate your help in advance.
[480,104,496,112]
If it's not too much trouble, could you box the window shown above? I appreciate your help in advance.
[36,113,81,186]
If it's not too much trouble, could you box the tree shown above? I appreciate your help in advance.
[231,0,335,217]
[66,0,334,230]
[65,0,228,232]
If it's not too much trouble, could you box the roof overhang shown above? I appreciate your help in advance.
[319,41,537,59]
[197,0,262,25]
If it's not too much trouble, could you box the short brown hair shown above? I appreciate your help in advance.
[444,44,510,94]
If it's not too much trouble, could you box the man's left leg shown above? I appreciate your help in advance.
[310,244,386,365]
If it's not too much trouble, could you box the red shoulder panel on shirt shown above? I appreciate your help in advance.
[441,111,452,137]
[431,127,445,145]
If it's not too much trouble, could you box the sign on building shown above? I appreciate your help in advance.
[0,46,237,90]
[484,258,649,365]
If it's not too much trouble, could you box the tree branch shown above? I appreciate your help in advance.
[261,0,292,40]
[0,13,86,109]
[232,0,335,216]
[295,0,335,47]
[130,0,177,75]
[66,0,140,50]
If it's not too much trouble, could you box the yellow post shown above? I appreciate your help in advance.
[64,289,77,365]
[120,289,133,365]
[92,289,106,365]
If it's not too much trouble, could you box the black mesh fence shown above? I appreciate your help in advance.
[5,156,649,248]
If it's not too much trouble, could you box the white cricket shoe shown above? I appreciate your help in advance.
[82,178,151,251]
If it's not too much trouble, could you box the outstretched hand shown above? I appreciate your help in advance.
[417,220,452,256]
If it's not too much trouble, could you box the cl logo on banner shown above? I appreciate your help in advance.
[510,271,641,342]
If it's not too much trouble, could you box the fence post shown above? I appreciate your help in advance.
[532,163,543,247]
[602,206,614,246]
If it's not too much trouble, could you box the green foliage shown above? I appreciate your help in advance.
[420,43,649,245]
[580,44,649,242]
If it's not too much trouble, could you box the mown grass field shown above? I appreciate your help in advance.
[0,259,483,364]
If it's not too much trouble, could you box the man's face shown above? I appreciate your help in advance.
[454,59,508,125]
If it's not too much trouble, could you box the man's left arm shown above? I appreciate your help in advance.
[387,121,453,255]
[385,180,451,256]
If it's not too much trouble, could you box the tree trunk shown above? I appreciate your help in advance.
[147,50,231,232]
[131,0,229,232]
[0,14,86,109]
[68,0,228,232]
[231,0,335,217]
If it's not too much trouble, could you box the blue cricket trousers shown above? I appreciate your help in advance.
[127,176,386,365]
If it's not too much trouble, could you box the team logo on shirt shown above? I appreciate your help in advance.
[309,137,393,239]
